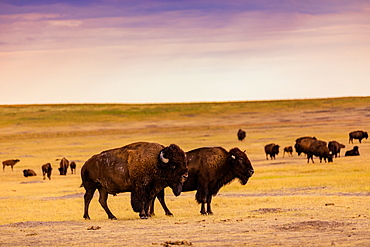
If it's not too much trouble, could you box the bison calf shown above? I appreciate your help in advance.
[283,146,293,157]
[265,143,280,160]
[3,159,20,171]
[70,161,76,174]
[42,163,52,180]
[23,169,37,177]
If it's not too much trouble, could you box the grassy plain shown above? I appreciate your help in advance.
[0,97,369,246]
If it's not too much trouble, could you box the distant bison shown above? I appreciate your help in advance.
[237,129,246,141]
[328,141,345,158]
[349,131,368,144]
[2,159,20,171]
[23,169,37,177]
[307,140,333,163]
[42,163,52,180]
[70,161,76,174]
[345,146,360,156]
[283,146,293,157]
[264,143,280,160]
[294,136,317,156]
[152,147,254,216]
[58,157,69,175]
[81,142,188,220]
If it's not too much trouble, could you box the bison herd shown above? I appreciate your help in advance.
[264,130,367,163]
[2,129,366,220]
[2,157,77,180]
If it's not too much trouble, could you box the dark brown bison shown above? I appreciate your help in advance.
[2,159,20,171]
[81,142,188,220]
[58,157,69,175]
[349,130,368,144]
[345,146,360,156]
[23,169,36,177]
[283,146,293,157]
[264,143,280,160]
[152,147,254,216]
[237,129,246,141]
[294,136,317,156]
[41,163,52,180]
[307,140,333,163]
[70,161,76,174]
[328,141,345,158]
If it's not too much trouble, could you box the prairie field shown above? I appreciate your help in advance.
[0,97,369,246]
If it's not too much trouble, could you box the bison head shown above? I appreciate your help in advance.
[158,144,188,196]
[23,169,29,177]
[229,148,254,185]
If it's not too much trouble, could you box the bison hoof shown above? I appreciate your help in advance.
[109,216,117,220]
[165,213,174,217]
[140,215,148,219]
[83,215,91,220]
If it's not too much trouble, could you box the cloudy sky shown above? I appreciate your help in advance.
[1,0,369,104]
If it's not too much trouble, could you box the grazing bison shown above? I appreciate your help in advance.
[81,142,188,220]
[283,146,293,157]
[264,143,280,160]
[42,163,52,180]
[237,129,246,141]
[307,140,333,163]
[70,161,76,174]
[294,136,317,156]
[345,146,360,156]
[349,130,368,144]
[152,147,254,216]
[58,157,69,175]
[328,141,345,158]
[2,159,20,171]
[23,169,37,177]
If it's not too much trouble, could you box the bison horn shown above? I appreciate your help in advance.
[159,151,169,163]
[231,155,236,159]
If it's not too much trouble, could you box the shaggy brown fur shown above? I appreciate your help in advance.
[81,142,188,220]
[153,147,254,216]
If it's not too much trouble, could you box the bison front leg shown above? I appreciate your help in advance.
[152,189,173,216]
[98,187,117,220]
[206,196,213,215]
[196,186,209,215]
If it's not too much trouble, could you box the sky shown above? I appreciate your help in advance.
[0,0,369,104]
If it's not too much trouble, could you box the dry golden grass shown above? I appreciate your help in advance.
[0,97,369,246]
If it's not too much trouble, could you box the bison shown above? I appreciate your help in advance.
[42,163,52,180]
[2,159,20,171]
[345,146,360,156]
[349,130,368,144]
[23,169,36,177]
[306,140,333,163]
[328,141,345,158]
[283,146,293,157]
[58,157,69,175]
[81,142,188,220]
[237,129,246,141]
[294,136,317,156]
[152,147,254,216]
[264,143,280,160]
[70,161,76,174]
